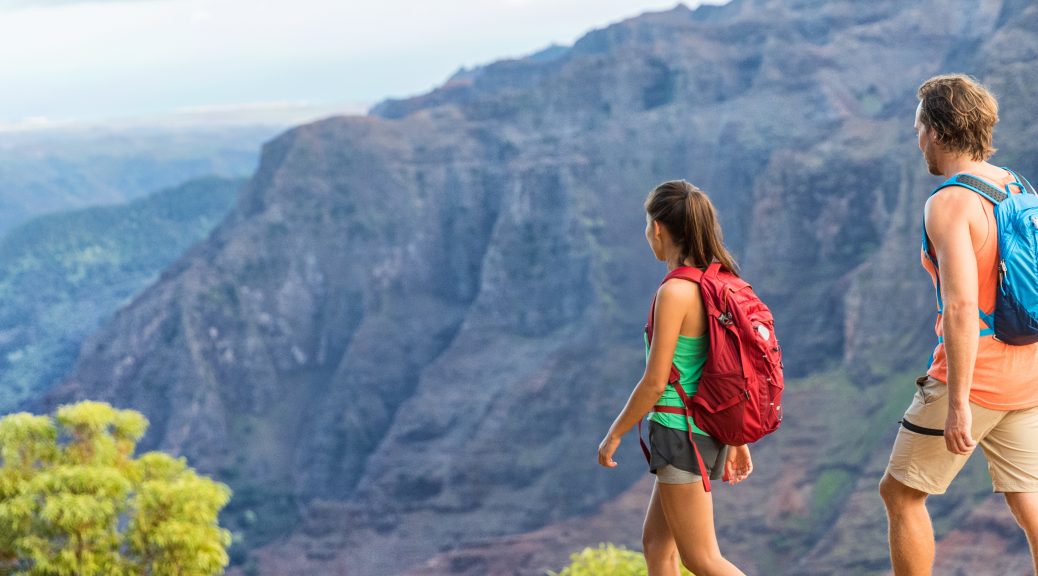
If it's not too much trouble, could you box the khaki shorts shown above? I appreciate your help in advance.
[886,376,1038,494]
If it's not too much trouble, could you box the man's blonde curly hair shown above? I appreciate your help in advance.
[917,74,999,161]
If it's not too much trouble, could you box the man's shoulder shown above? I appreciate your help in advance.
[925,184,984,221]
[929,182,986,203]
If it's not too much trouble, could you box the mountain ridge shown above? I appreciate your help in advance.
[40,0,1038,573]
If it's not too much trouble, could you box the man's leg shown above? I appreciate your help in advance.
[1005,493,1038,575]
[980,403,1038,574]
[880,473,934,576]
[883,377,984,573]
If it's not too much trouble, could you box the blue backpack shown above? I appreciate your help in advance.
[923,168,1038,346]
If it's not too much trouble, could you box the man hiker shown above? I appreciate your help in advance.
[879,74,1038,575]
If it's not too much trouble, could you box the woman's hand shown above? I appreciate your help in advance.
[598,433,621,468]
[724,444,753,484]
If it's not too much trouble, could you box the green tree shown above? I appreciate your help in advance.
[0,401,232,575]
[550,543,695,576]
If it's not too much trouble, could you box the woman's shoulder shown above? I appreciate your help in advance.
[656,277,701,306]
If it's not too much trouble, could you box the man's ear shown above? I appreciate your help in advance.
[926,125,941,148]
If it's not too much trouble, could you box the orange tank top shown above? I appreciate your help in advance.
[923,175,1038,411]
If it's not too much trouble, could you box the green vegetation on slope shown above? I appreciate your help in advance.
[0,125,274,235]
[0,176,242,412]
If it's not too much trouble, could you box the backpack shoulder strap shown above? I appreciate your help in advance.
[664,265,706,284]
[646,264,718,333]
[923,173,1009,266]
[645,264,714,381]
[641,264,718,494]
[922,174,1006,360]
[933,173,1008,204]
[1005,168,1037,196]
[646,267,703,343]
[1020,173,1037,195]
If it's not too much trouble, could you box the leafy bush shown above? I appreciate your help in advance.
[550,543,694,576]
[0,401,232,575]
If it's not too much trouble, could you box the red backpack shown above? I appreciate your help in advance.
[638,262,784,491]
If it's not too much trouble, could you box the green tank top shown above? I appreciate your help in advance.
[645,332,709,436]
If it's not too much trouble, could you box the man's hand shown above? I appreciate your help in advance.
[944,403,976,455]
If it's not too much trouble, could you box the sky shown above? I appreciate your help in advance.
[0,0,726,129]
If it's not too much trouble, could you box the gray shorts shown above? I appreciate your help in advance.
[648,420,728,485]
[656,464,705,484]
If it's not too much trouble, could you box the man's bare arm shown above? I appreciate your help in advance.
[925,187,984,454]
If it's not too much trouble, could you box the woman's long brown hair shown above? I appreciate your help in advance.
[644,180,739,275]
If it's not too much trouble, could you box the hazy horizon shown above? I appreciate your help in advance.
[1,0,728,130]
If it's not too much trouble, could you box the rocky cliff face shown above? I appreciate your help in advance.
[43,0,1038,573]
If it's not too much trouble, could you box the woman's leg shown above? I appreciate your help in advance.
[658,480,745,576]
[643,480,681,576]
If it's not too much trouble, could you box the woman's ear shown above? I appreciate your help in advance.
[652,220,662,240]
